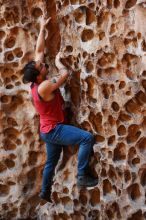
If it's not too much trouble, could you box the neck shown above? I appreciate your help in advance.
[36,79,43,84]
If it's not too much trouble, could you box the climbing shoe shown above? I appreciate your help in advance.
[77,175,98,187]
[39,191,52,203]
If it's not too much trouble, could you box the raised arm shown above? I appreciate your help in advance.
[35,16,51,62]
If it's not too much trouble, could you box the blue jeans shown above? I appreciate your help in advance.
[40,124,95,193]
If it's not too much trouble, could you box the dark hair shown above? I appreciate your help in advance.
[22,61,40,83]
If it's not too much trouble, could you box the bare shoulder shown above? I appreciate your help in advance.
[38,80,52,92]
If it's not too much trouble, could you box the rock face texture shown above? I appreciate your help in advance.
[0,0,146,219]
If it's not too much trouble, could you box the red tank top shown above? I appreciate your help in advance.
[31,83,65,133]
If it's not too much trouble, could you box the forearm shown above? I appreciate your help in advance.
[57,72,69,86]
[35,27,45,53]
[47,72,69,92]
[35,16,51,61]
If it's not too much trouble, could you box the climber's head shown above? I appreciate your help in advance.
[22,60,49,84]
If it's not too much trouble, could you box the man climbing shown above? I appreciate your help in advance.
[22,15,98,202]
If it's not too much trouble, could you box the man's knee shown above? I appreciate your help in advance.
[84,132,95,144]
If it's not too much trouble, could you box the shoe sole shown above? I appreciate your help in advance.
[39,195,52,203]
[77,182,98,188]
[40,197,52,203]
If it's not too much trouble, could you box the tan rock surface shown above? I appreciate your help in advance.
[0,0,146,219]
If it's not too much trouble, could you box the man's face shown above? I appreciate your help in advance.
[35,61,49,81]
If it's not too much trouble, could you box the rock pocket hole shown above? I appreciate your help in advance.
[89,188,100,206]
[103,179,112,195]
[4,37,16,48]
[113,142,126,161]
[127,183,141,201]
[111,101,120,112]
[81,29,94,42]
[125,0,137,9]
[31,7,42,18]
[117,125,126,136]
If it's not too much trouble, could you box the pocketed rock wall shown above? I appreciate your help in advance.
[0,0,146,220]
